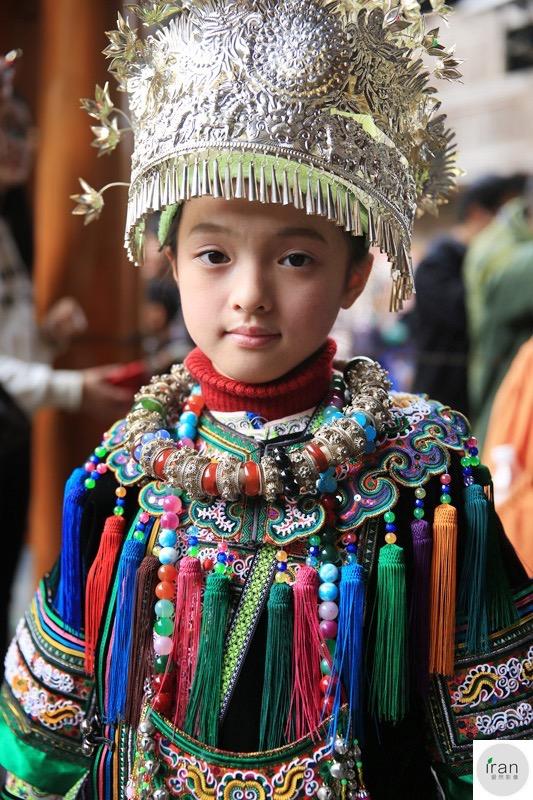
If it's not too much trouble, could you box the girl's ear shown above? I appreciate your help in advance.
[340,253,374,309]
[164,245,178,283]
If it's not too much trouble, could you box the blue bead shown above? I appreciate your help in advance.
[142,432,156,443]
[216,553,227,563]
[309,547,320,557]
[187,536,198,546]
[318,582,339,601]
[364,425,377,442]
[115,497,125,506]
[134,446,142,461]
[90,454,99,463]
[191,385,202,395]
[346,543,357,553]
[415,498,424,508]
[346,553,357,564]
[277,562,288,572]
[178,423,196,440]
[319,563,339,583]
[159,529,177,547]
[385,522,396,533]
[352,411,368,428]
[159,547,178,565]
[179,411,197,425]
[136,523,146,532]
[156,429,171,439]
[323,407,343,422]
[187,525,199,536]
[306,556,319,568]
[469,447,478,456]
[463,466,473,476]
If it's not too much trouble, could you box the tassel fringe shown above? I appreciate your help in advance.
[259,581,293,750]
[409,519,432,694]
[429,504,457,675]
[459,485,489,654]
[172,557,203,729]
[55,468,88,631]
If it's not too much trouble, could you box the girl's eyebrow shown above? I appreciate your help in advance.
[188,222,327,244]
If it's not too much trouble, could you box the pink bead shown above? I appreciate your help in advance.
[319,619,338,639]
[319,601,339,621]
[163,494,182,513]
[180,437,195,449]
[153,635,173,655]
[126,786,134,799]
[161,511,179,530]
[440,473,452,485]
[342,533,357,544]
[467,437,478,448]
[218,542,229,552]
[84,462,96,472]
[96,463,107,474]
[139,512,150,524]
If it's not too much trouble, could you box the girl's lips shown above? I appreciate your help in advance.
[225,330,281,349]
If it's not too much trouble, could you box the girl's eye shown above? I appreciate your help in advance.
[280,252,312,268]
[198,250,230,265]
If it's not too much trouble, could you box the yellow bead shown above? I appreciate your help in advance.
[275,571,289,583]
[115,486,127,498]
[385,533,397,544]
[276,550,288,562]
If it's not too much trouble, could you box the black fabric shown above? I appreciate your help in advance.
[408,236,469,417]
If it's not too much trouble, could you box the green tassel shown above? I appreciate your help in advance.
[259,582,293,750]
[184,573,230,745]
[459,484,489,654]
[369,543,408,723]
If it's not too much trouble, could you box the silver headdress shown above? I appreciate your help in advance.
[73,0,462,309]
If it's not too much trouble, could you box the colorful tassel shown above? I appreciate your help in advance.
[327,562,364,743]
[369,543,408,723]
[429,504,457,675]
[288,565,323,740]
[409,519,432,694]
[125,556,160,728]
[55,467,87,631]
[259,581,293,750]
[184,572,230,746]
[172,557,203,729]
[84,515,125,675]
[105,538,145,722]
[459,484,489,654]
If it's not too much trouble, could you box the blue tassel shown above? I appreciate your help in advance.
[327,563,365,743]
[459,484,489,654]
[105,538,146,722]
[55,467,88,630]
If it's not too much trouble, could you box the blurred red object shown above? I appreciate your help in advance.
[105,360,149,392]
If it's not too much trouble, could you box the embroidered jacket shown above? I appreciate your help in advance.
[0,379,530,800]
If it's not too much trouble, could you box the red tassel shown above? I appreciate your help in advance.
[172,557,203,728]
[84,515,125,675]
[288,566,323,740]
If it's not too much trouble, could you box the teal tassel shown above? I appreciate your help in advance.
[459,484,489,653]
[369,543,408,723]
[105,538,146,722]
[259,582,293,750]
[184,573,230,746]
[328,563,365,742]
[55,467,87,630]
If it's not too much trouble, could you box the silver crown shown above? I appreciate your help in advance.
[74,1,462,310]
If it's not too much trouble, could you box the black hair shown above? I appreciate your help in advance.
[456,173,527,222]
[162,204,369,265]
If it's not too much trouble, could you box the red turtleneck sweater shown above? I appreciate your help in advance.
[184,339,337,421]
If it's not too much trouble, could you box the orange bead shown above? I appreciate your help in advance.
[187,395,205,414]
[153,447,175,478]
[158,564,177,582]
[115,486,127,498]
[305,441,329,472]
[243,461,261,496]
[385,532,397,544]
[155,581,175,600]
[202,461,219,495]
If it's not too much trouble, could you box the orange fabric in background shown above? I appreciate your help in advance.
[28,0,140,581]
[483,338,533,577]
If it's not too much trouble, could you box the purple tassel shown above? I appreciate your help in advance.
[409,519,432,696]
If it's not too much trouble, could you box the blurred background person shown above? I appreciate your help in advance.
[464,177,533,446]
[482,337,533,577]
[407,174,525,416]
[0,51,132,676]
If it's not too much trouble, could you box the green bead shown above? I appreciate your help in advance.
[309,535,321,546]
[319,763,331,779]
[85,478,96,490]
[188,545,200,557]
[320,544,339,564]
[321,529,337,545]
[133,531,144,541]
[140,396,165,414]
[214,563,226,574]
[413,507,425,519]
[470,456,480,467]
[320,658,331,675]
[341,779,348,786]
[154,617,173,636]
[415,487,426,499]
[327,639,336,656]
[440,493,452,504]
[154,655,168,673]
[356,761,363,768]
[95,446,108,458]
[384,510,396,523]
[114,506,125,516]
[460,456,471,468]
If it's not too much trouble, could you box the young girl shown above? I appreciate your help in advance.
[1,3,530,799]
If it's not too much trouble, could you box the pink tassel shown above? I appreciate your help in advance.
[172,557,203,728]
[288,565,323,740]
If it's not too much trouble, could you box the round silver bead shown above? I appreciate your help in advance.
[81,740,94,757]
[334,736,349,755]
[139,719,155,735]
[80,718,92,735]
[139,734,155,752]
[152,790,169,800]
[317,787,334,800]
[329,761,345,780]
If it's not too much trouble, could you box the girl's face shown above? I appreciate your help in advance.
[168,196,372,383]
